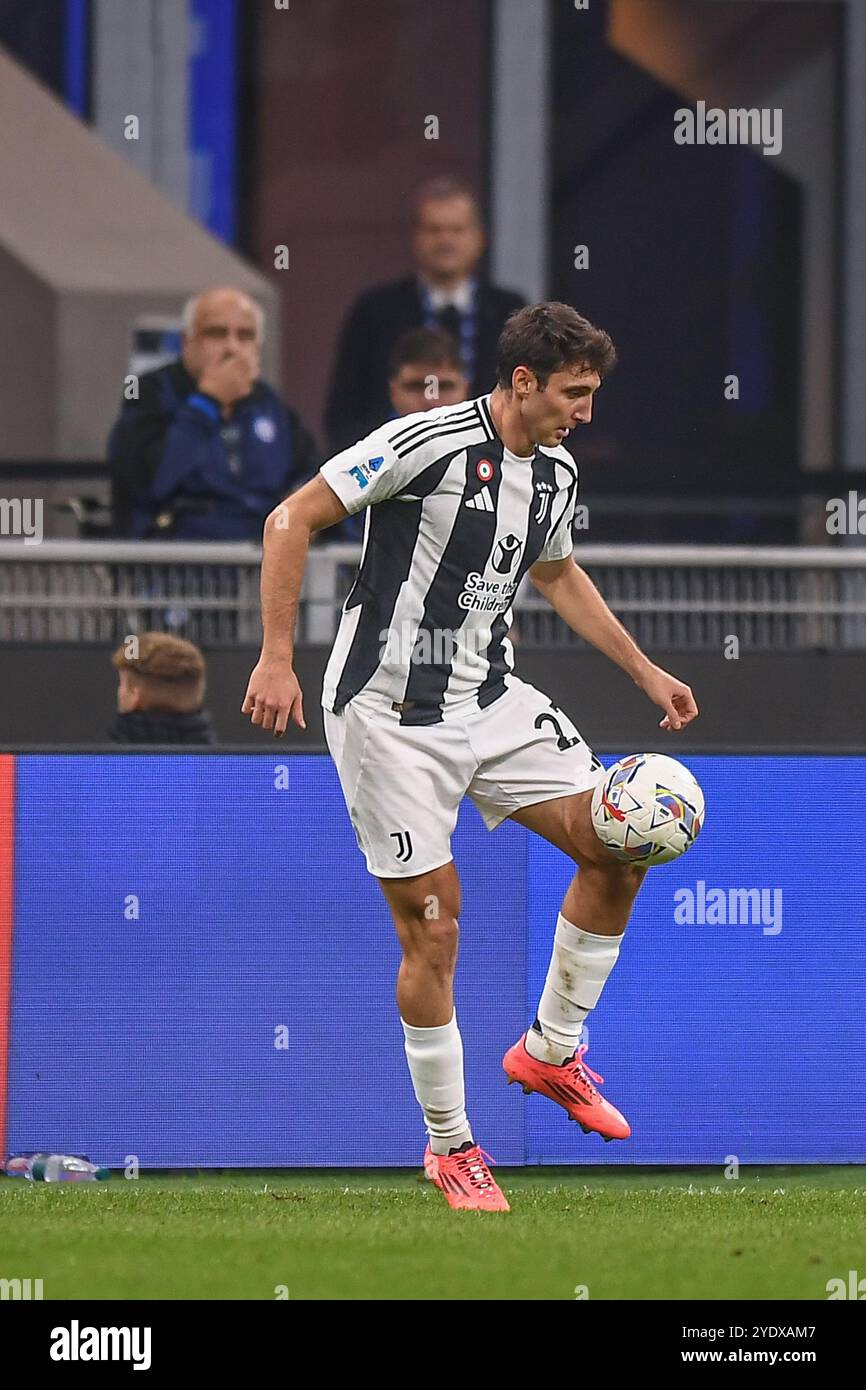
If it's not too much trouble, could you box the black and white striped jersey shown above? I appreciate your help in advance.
[319,393,579,725]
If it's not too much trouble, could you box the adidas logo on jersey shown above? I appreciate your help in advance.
[465,485,495,512]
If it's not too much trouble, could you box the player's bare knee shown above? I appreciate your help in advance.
[381,866,459,925]
[558,790,609,866]
[609,860,648,891]
[560,797,646,888]
[422,913,459,965]
[401,913,459,981]
[382,874,459,966]
[583,857,648,906]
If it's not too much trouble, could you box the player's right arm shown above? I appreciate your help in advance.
[242,416,435,734]
[241,477,348,735]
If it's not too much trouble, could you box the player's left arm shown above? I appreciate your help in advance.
[528,555,699,731]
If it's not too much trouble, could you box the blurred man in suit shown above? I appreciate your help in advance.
[325,178,524,451]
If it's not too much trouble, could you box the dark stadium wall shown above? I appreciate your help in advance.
[1,647,864,751]
[548,2,802,524]
[245,0,490,442]
[0,0,67,96]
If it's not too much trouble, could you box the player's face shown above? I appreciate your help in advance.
[521,363,601,447]
[389,363,469,416]
[182,292,261,379]
[413,197,485,282]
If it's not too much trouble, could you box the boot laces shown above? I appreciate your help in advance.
[564,1043,604,1097]
[454,1146,497,1192]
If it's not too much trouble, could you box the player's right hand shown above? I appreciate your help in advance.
[241,658,305,736]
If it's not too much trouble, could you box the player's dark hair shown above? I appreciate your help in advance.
[496,302,617,389]
[388,327,462,379]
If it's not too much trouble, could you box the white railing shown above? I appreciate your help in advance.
[0,540,865,648]
[517,545,866,651]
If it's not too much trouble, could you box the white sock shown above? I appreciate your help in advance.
[525,914,623,1065]
[401,1011,474,1156]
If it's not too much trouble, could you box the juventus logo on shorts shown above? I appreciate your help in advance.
[390,829,414,862]
[534,481,555,525]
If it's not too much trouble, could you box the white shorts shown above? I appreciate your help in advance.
[323,678,603,878]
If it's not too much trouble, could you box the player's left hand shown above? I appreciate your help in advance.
[635,662,699,731]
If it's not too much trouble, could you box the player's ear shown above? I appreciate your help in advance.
[511,366,532,398]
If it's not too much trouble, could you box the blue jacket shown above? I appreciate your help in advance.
[108,360,321,540]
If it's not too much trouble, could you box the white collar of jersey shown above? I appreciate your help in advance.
[478,393,534,460]
[419,276,475,313]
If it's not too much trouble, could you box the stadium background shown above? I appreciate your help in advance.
[0,0,864,1172]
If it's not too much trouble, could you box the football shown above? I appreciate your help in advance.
[590,753,705,865]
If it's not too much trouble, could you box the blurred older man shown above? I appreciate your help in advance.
[325,178,525,451]
[109,287,320,539]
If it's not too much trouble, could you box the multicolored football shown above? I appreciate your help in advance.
[590,753,705,865]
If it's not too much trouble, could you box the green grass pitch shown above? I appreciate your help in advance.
[2,1166,864,1300]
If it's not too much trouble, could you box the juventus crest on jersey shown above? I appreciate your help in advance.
[319,393,579,725]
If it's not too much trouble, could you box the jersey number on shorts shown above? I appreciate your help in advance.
[534,705,580,752]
